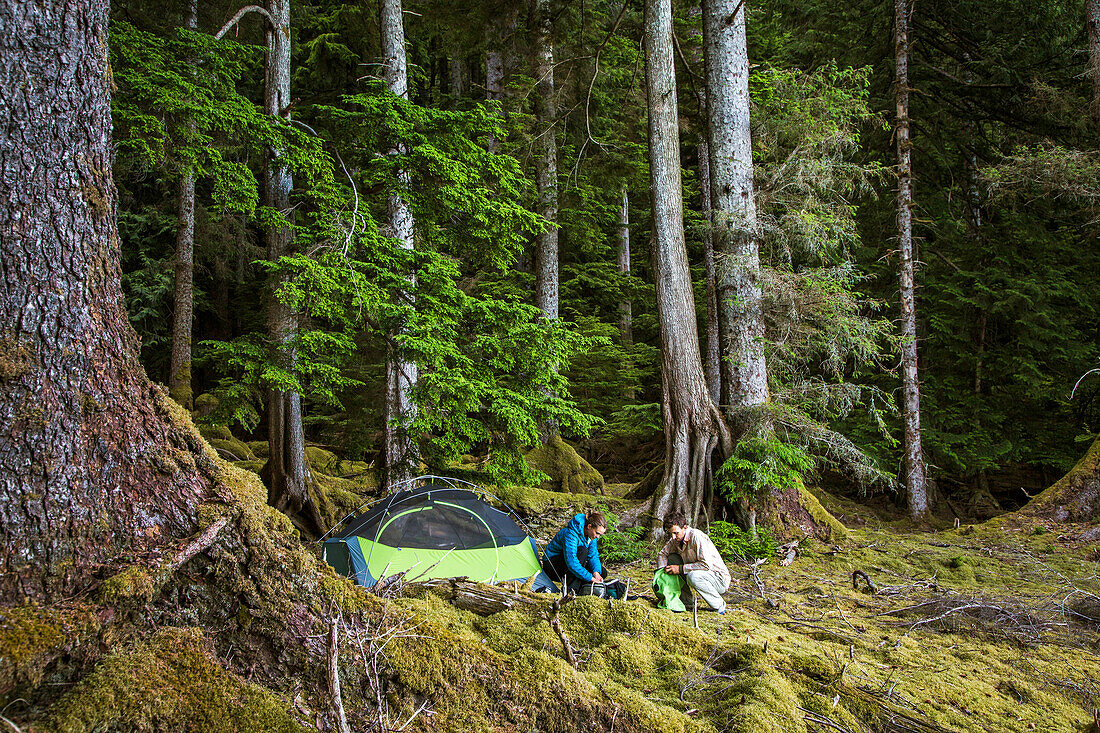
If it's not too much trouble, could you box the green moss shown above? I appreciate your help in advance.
[798,486,850,541]
[191,393,218,418]
[491,482,599,516]
[304,446,340,475]
[0,606,97,700]
[0,337,34,382]
[47,628,307,733]
[207,437,256,462]
[97,565,156,606]
[525,435,605,494]
[197,424,233,442]
[248,441,270,458]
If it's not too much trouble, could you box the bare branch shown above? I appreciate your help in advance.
[214,5,276,40]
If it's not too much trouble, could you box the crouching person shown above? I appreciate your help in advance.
[657,512,731,613]
[542,511,607,593]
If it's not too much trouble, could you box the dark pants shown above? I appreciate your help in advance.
[542,547,595,593]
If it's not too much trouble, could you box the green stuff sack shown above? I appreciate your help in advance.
[652,568,686,613]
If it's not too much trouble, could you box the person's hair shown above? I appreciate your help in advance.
[585,511,607,530]
[662,512,689,532]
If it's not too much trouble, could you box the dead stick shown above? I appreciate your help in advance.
[170,516,230,571]
[546,596,579,669]
[852,569,877,595]
[328,614,351,733]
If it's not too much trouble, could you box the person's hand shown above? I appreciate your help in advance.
[592,572,604,583]
[665,564,680,575]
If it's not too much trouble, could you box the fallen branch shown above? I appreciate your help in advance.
[327,614,351,733]
[418,577,541,616]
[851,569,877,595]
[546,594,580,669]
[169,516,230,571]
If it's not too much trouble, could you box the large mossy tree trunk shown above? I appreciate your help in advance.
[644,0,731,532]
[0,0,212,601]
[1015,436,1100,523]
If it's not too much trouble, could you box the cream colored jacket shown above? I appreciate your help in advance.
[657,528,731,588]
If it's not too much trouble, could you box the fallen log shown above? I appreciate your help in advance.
[416,577,542,616]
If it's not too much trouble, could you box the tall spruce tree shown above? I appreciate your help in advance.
[644,0,731,529]
[894,0,929,519]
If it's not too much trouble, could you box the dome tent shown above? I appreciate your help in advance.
[321,476,557,591]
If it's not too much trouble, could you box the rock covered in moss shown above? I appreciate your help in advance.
[525,435,605,495]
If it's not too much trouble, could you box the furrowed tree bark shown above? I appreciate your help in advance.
[617,184,635,400]
[168,0,200,409]
[530,0,559,323]
[894,0,929,520]
[1088,0,1100,128]
[701,0,768,425]
[529,0,561,439]
[381,0,420,490]
[0,0,212,600]
[261,0,323,532]
[644,0,731,532]
[698,136,721,405]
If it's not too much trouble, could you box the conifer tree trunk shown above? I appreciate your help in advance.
[701,0,767,424]
[894,0,929,519]
[698,136,721,404]
[381,0,419,490]
[618,184,633,349]
[262,0,322,531]
[530,0,559,322]
[448,53,465,98]
[644,0,731,531]
[0,0,212,600]
[168,0,200,409]
[1088,0,1100,127]
[618,185,635,400]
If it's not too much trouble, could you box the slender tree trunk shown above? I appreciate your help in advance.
[698,136,721,405]
[617,185,635,400]
[702,0,767,426]
[1087,0,1100,128]
[644,0,731,532]
[0,0,212,600]
[448,53,465,98]
[617,185,633,349]
[168,0,200,409]
[530,0,559,321]
[381,0,419,490]
[262,0,322,532]
[894,0,928,519]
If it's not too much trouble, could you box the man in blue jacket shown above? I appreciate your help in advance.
[542,511,607,593]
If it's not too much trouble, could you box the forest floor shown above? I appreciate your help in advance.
[5,438,1099,733]
[443,480,1100,733]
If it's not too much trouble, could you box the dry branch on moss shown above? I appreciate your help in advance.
[416,578,541,616]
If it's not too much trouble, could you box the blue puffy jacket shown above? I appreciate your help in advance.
[544,513,603,582]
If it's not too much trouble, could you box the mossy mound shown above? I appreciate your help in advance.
[525,434,605,495]
[1013,435,1100,523]
[46,628,307,733]
[208,436,257,462]
[490,482,600,516]
[304,446,339,474]
[0,606,99,704]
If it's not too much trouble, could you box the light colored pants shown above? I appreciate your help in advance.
[668,553,729,612]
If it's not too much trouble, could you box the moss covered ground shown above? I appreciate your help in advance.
[4,418,1099,733]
